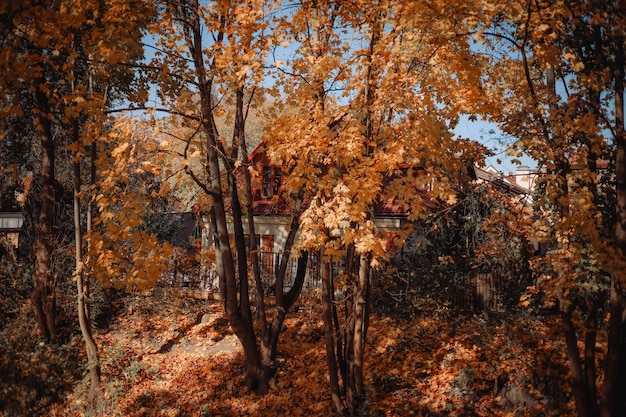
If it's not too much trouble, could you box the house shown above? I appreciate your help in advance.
[196,142,440,290]
[197,142,538,306]
[190,142,433,289]
[213,144,537,258]
[0,212,23,248]
[470,164,536,203]
[227,142,434,254]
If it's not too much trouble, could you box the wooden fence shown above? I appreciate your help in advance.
[161,252,509,312]
[159,251,321,293]
[461,272,502,311]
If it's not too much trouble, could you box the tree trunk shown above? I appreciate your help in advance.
[261,252,308,369]
[601,280,626,417]
[584,305,599,414]
[320,252,345,414]
[73,138,101,406]
[332,268,346,390]
[351,254,369,398]
[232,86,265,325]
[31,79,57,342]
[601,21,626,417]
[561,309,594,417]
[181,0,271,394]
[341,253,370,415]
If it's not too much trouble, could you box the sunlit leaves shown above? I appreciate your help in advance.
[87,117,173,291]
[474,0,623,309]
[266,1,490,266]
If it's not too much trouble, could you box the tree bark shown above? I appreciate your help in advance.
[73,155,101,406]
[320,252,345,414]
[261,252,308,369]
[179,0,289,394]
[601,280,626,417]
[584,305,599,413]
[31,78,57,342]
[351,254,369,399]
[264,205,305,361]
[561,309,594,417]
[232,87,266,325]
[601,21,626,417]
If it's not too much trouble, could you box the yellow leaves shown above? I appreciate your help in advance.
[86,115,175,291]
[100,211,115,221]
[562,52,585,72]
[267,1,491,263]
[111,142,130,158]
[518,285,539,308]
[64,141,84,155]
[141,161,160,176]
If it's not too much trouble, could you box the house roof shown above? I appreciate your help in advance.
[245,143,438,218]
[471,165,531,197]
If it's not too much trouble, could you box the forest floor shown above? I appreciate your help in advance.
[5,289,577,417]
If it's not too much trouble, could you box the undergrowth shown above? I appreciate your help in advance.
[0,289,579,417]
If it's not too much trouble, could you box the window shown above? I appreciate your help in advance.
[262,166,282,198]
[273,168,282,195]
[262,167,272,198]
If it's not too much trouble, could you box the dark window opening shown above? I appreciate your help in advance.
[262,166,272,198]
[262,166,282,198]
[273,168,282,195]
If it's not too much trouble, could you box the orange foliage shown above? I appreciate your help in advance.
[46,293,579,417]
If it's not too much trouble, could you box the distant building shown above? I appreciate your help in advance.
[0,212,23,248]
[471,164,536,204]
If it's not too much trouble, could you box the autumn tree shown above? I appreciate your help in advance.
[145,0,312,393]
[267,1,490,413]
[477,1,626,416]
[0,0,154,406]
[87,117,175,295]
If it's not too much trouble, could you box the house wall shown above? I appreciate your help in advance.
[202,214,404,254]
[241,216,292,253]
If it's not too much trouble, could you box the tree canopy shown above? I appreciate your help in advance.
[1,1,625,416]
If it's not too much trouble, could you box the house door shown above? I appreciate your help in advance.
[261,235,274,274]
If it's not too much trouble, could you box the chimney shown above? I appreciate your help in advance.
[516,165,532,191]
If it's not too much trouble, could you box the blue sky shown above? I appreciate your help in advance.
[136,14,537,177]
[454,115,537,175]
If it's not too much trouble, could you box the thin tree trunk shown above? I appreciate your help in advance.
[321,251,345,413]
[601,281,625,417]
[547,63,596,417]
[73,155,101,406]
[181,0,269,393]
[232,87,265,325]
[562,309,594,417]
[31,79,57,342]
[344,284,355,412]
[261,203,304,368]
[351,254,369,399]
[584,305,599,416]
[331,260,346,391]
[261,252,308,370]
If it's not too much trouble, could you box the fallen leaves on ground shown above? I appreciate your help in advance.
[45,292,576,416]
